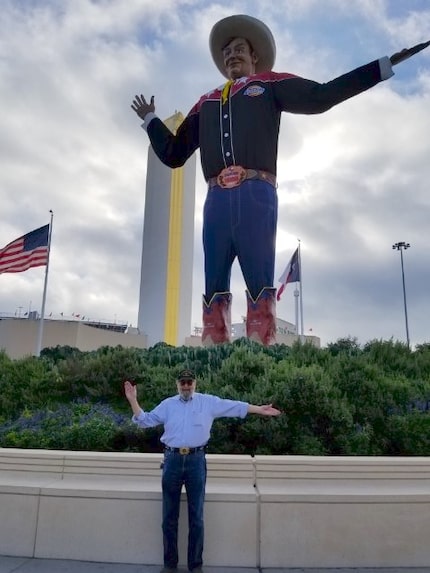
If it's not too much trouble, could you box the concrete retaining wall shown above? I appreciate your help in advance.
[1,449,429,568]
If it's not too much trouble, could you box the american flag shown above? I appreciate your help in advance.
[0,225,49,274]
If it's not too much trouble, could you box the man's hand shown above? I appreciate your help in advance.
[390,40,430,66]
[124,380,143,417]
[248,403,281,416]
[259,404,282,416]
[131,94,155,120]
[124,380,137,403]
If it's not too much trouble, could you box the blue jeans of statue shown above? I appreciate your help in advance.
[203,179,278,301]
[162,449,207,571]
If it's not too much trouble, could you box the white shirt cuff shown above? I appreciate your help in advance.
[132,410,144,423]
[141,112,157,132]
[379,56,394,80]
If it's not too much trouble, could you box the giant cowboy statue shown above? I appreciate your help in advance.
[131,15,429,347]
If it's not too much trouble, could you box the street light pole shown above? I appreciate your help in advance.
[392,241,411,347]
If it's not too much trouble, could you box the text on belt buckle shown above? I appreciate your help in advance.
[217,166,246,189]
[179,447,190,455]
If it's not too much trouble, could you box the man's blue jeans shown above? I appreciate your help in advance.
[162,449,207,571]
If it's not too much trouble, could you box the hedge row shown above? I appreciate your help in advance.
[0,338,429,455]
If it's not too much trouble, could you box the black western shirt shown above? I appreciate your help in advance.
[144,58,393,181]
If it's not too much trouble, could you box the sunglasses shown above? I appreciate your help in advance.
[179,379,194,386]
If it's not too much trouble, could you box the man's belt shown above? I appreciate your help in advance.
[164,446,206,455]
[208,166,276,189]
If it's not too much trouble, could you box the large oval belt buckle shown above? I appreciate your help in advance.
[179,447,190,455]
[217,166,246,189]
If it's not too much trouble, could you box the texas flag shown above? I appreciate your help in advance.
[277,247,300,301]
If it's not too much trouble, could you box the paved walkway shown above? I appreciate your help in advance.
[1,556,430,573]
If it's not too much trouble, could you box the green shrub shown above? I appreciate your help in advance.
[386,412,430,455]
[0,355,63,420]
[0,400,130,451]
[1,340,429,455]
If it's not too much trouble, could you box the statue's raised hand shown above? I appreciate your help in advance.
[131,94,155,120]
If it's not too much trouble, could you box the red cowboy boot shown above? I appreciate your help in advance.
[202,292,232,345]
[246,287,277,346]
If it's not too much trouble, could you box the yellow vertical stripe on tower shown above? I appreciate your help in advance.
[163,112,185,346]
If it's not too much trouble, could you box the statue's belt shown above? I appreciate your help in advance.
[208,166,276,189]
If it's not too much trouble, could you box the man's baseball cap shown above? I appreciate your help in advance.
[209,14,276,78]
[177,369,196,381]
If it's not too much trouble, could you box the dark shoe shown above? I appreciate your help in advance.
[160,568,177,573]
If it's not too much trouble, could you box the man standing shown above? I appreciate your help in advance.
[124,369,280,573]
[131,14,422,347]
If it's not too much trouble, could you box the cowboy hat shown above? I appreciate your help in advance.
[209,14,276,78]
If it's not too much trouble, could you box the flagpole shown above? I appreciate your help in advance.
[36,210,53,357]
[294,286,299,335]
[298,239,304,339]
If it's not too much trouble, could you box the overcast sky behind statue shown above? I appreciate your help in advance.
[1,0,429,348]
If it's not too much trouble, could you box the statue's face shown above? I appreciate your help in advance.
[222,37,258,79]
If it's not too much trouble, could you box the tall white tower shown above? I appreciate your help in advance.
[138,112,197,347]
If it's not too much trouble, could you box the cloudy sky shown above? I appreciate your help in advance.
[1,0,429,348]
